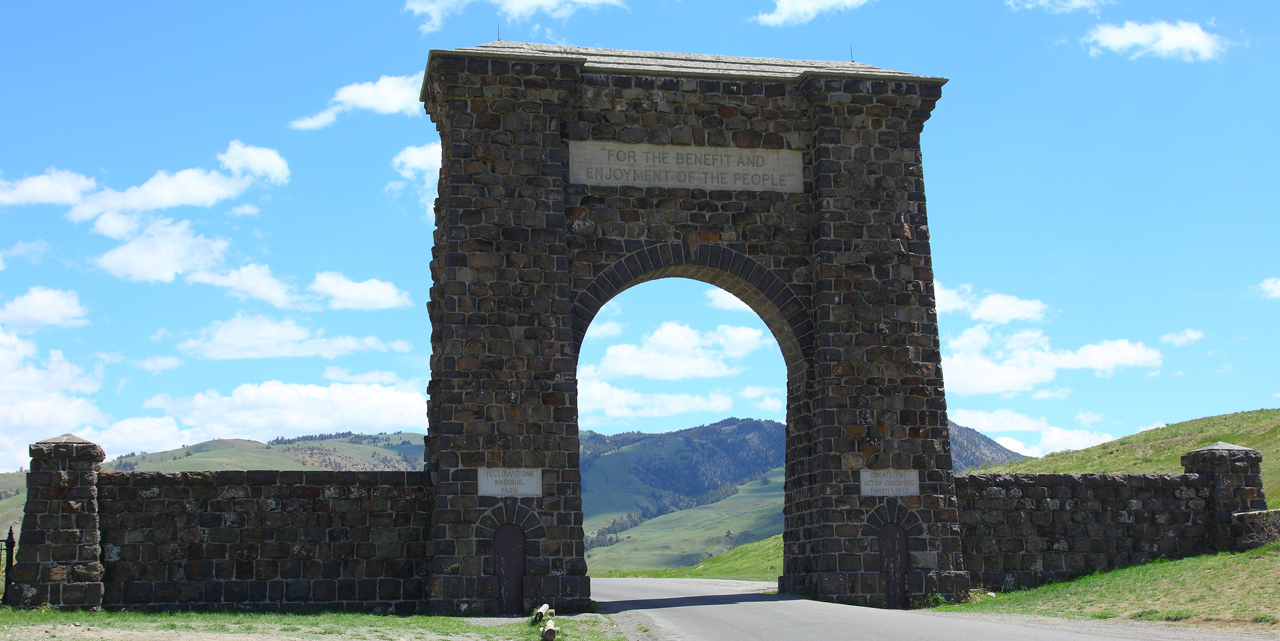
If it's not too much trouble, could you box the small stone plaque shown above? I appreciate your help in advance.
[478,468,543,497]
[569,141,803,193]
[860,469,920,496]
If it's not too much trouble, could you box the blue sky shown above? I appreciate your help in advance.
[1,1,1276,471]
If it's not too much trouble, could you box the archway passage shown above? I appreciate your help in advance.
[494,524,526,615]
[422,41,967,612]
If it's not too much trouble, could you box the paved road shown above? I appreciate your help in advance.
[591,578,1271,641]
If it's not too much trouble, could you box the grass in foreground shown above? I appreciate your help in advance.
[981,409,1280,509]
[593,533,782,582]
[0,607,624,641]
[936,542,1280,627]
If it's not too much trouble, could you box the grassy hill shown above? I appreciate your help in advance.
[587,466,784,571]
[983,408,1280,509]
[596,533,784,582]
[103,431,425,473]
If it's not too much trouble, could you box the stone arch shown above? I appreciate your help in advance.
[569,242,812,384]
[475,498,547,541]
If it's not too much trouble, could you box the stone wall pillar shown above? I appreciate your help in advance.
[1181,441,1267,551]
[12,434,105,609]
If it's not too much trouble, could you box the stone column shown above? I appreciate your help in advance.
[12,434,105,609]
[1181,441,1267,551]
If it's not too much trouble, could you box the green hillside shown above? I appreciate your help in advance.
[983,409,1280,509]
[103,431,425,473]
[587,466,784,571]
[597,533,784,582]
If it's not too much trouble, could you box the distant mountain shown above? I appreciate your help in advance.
[949,420,1030,471]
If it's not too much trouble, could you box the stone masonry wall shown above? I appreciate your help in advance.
[423,44,964,611]
[956,443,1268,591]
[96,470,431,612]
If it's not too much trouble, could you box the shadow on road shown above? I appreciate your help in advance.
[597,591,802,613]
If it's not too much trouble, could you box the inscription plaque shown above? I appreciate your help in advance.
[860,469,920,496]
[478,468,543,497]
[569,141,803,193]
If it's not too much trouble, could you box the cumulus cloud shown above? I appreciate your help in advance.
[0,326,107,470]
[1031,388,1071,400]
[579,379,732,424]
[951,408,1113,456]
[1005,0,1110,13]
[67,141,288,226]
[178,313,411,360]
[751,0,873,27]
[188,264,302,309]
[0,287,88,328]
[1257,278,1280,299]
[322,367,401,384]
[1160,328,1205,347]
[944,325,1161,396]
[1074,410,1102,427]
[584,322,767,381]
[308,272,413,310]
[1084,21,1226,61]
[0,240,52,271]
[741,385,784,413]
[0,168,97,206]
[390,142,443,208]
[96,218,228,283]
[132,356,181,374]
[704,288,751,312]
[585,319,624,341]
[291,74,424,130]
[142,380,427,437]
[405,0,624,34]
[934,283,1046,324]
[228,204,260,217]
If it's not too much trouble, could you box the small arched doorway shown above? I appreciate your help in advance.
[494,524,527,615]
[879,523,909,609]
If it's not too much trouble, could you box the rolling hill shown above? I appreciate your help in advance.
[984,408,1280,509]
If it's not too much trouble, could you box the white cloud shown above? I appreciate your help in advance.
[0,287,88,328]
[935,282,973,314]
[308,272,413,310]
[390,142,443,208]
[970,294,1047,324]
[188,264,302,309]
[750,0,873,27]
[0,326,106,470]
[934,283,1046,325]
[1005,0,1110,13]
[1138,422,1167,432]
[1084,21,1226,62]
[291,73,424,130]
[740,386,781,399]
[96,218,228,282]
[0,168,96,206]
[704,288,751,312]
[1258,278,1280,299]
[67,141,288,225]
[1074,410,1102,427]
[952,408,1113,456]
[323,367,401,384]
[132,356,181,374]
[579,378,732,424]
[741,386,786,413]
[405,0,625,34]
[944,325,1161,396]
[178,312,412,360]
[755,396,784,413]
[1031,388,1071,400]
[0,239,52,271]
[150,328,171,342]
[585,322,767,381]
[142,380,427,437]
[1160,328,1205,347]
[228,204,260,217]
[585,319,623,341]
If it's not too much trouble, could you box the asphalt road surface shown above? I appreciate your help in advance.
[591,578,1271,641]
